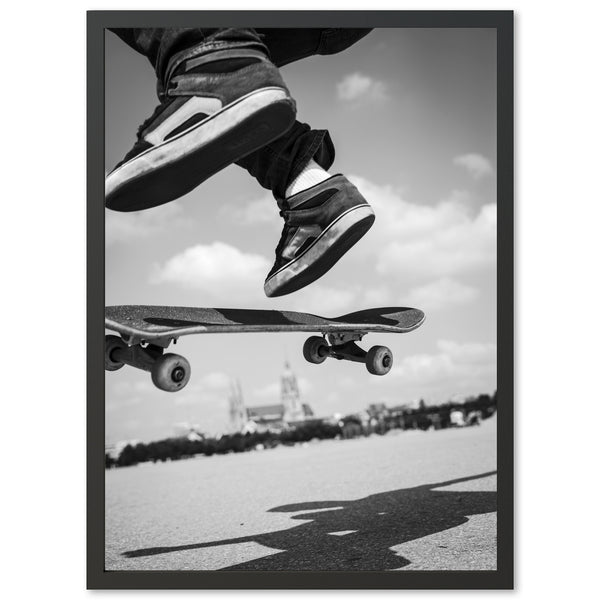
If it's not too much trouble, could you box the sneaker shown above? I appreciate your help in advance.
[264,174,375,297]
[105,48,296,212]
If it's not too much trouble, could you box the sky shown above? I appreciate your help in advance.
[105,28,497,443]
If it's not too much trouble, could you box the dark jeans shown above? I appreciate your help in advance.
[109,28,371,196]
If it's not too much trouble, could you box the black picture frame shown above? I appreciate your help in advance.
[88,10,513,589]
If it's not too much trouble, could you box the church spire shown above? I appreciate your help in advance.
[228,378,246,432]
[281,360,303,422]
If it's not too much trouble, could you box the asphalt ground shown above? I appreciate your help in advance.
[105,418,497,571]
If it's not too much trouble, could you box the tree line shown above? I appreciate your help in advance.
[106,392,497,469]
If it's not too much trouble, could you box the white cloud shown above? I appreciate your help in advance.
[337,73,388,104]
[112,379,155,396]
[218,194,280,226]
[375,203,496,279]
[105,378,152,412]
[381,339,497,403]
[405,278,479,311]
[252,376,313,403]
[197,371,231,389]
[150,242,271,301]
[360,286,393,307]
[105,394,143,413]
[275,284,359,315]
[347,175,496,282]
[105,203,189,245]
[251,381,279,402]
[147,238,379,315]
[145,177,495,319]
[105,371,233,413]
[453,153,494,179]
[270,283,402,316]
[173,371,231,406]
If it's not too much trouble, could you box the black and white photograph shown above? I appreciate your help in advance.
[13,2,600,598]
[94,11,513,588]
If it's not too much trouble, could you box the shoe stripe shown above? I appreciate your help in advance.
[283,225,321,261]
[144,97,223,145]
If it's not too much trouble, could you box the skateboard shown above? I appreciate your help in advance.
[105,306,425,392]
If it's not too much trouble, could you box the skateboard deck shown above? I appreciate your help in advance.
[105,305,425,392]
[105,305,424,341]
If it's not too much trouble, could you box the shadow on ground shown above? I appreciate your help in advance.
[122,471,497,570]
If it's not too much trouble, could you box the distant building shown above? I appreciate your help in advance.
[245,361,313,432]
[246,403,287,432]
[281,361,304,421]
[173,422,203,439]
[246,402,315,432]
[228,378,247,433]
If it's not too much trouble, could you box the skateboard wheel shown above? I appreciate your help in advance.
[105,335,127,371]
[151,353,191,392]
[366,345,393,376]
[303,336,329,364]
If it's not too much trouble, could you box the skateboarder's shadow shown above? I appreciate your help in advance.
[122,471,497,570]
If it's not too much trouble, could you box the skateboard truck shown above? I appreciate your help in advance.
[303,331,393,376]
[104,335,191,392]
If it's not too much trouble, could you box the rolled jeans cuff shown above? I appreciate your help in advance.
[235,125,335,198]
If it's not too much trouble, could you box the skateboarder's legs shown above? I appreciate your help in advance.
[108,27,372,197]
[107,27,375,297]
[112,28,371,92]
